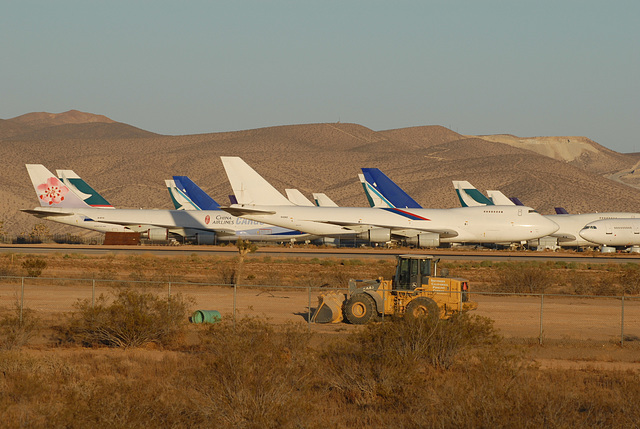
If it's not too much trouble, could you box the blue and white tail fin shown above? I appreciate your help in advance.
[452,181,494,207]
[26,164,91,208]
[220,157,293,206]
[360,168,422,209]
[285,189,315,206]
[56,169,115,208]
[166,179,200,210]
[312,193,339,207]
[172,176,220,210]
[359,174,392,208]
[486,190,515,206]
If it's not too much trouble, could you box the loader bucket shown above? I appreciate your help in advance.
[311,292,346,323]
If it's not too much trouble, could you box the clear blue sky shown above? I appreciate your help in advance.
[2,1,639,153]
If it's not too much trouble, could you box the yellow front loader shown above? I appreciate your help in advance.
[312,254,477,324]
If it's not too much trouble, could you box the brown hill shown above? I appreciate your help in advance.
[4,122,157,141]
[1,110,156,141]
[8,110,115,128]
[3,115,640,238]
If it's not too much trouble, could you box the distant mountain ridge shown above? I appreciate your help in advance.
[2,110,640,238]
[0,110,157,140]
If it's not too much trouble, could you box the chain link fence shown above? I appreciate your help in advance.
[0,275,638,345]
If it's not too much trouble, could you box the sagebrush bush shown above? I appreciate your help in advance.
[358,312,500,369]
[21,257,47,277]
[493,263,553,294]
[619,265,640,295]
[0,303,40,350]
[61,288,190,348]
[194,318,315,427]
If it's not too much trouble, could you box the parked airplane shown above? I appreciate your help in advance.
[220,157,559,246]
[22,165,312,244]
[452,181,640,247]
[580,219,640,247]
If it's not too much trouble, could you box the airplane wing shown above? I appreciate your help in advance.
[389,227,459,239]
[317,219,459,239]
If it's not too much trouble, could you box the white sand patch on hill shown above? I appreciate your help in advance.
[468,134,598,162]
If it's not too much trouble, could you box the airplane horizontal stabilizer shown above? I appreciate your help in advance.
[20,208,77,217]
[220,206,277,217]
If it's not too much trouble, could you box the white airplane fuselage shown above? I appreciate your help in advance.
[579,218,640,247]
[26,207,311,242]
[224,205,559,244]
[548,213,640,247]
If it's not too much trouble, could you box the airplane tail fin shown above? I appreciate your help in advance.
[452,181,494,207]
[56,169,114,208]
[360,168,422,209]
[285,189,315,206]
[486,190,515,206]
[166,179,200,210]
[312,192,339,207]
[172,176,220,210]
[510,197,525,206]
[220,157,293,206]
[554,207,569,215]
[26,164,91,208]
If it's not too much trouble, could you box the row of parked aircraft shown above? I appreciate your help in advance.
[22,159,640,251]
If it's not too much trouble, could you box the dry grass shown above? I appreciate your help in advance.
[1,253,639,426]
[1,316,639,428]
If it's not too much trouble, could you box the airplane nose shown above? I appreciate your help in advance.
[540,216,559,236]
[578,228,592,241]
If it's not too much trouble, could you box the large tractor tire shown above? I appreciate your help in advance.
[405,297,440,321]
[344,293,377,324]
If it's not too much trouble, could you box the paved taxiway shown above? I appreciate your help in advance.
[1,244,639,264]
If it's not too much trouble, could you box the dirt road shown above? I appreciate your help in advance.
[2,281,637,342]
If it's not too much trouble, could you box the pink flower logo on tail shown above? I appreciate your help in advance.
[37,177,69,205]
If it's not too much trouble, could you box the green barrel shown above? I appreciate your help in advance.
[191,310,222,324]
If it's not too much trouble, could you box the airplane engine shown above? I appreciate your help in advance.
[195,232,216,245]
[357,228,391,243]
[405,232,440,248]
[312,237,337,246]
[143,228,169,241]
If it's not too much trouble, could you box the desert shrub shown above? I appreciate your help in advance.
[493,263,553,294]
[61,288,190,348]
[357,312,500,370]
[194,318,315,428]
[218,264,236,285]
[0,303,40,350]
[318,313,502,410]
[619,265,640,295]
[21,257,47,277]
[569,271,621,296]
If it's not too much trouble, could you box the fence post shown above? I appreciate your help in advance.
[307,285,311,329]
[539,293,544,345]
[621,293,625,347]
[233,282,237,330]
[92,279,95,310]
[20,277,24,324]
[168,281,172,315]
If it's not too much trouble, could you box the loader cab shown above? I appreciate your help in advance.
[394,255,439,290]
